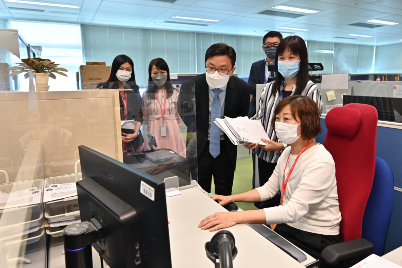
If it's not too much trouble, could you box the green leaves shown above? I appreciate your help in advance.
[9,57,68,79]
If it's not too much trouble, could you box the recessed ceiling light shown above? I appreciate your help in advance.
[272,6,319,14]
[5,0,80,8]
[349,34,372,37]
[277,26,308,31]
[172,16,219,22]
[367,19,398,26]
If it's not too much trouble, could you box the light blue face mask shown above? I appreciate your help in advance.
[278,60,300,78]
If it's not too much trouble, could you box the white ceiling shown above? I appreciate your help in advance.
[1,0,402,46]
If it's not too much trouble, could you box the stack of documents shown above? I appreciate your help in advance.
[214,117,269,146]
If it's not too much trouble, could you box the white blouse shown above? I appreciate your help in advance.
[256,144,342,235]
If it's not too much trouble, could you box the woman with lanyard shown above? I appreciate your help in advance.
[143,58,186,157]
[246,35,322,209]
[97,54,143,154]
[199,95,341,267]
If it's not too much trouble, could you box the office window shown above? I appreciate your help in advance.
[9,20,84,90]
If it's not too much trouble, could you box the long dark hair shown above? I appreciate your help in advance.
[271,36,309,96]
[106,54,136,83]
[146,58,173,99]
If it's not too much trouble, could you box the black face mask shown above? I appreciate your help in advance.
[152,74,167,86]
[265,46,277,59]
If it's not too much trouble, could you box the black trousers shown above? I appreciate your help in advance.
[275,224,343,268]
[254,157,280,209]
[198,140,235,196]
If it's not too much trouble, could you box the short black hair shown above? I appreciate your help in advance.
[263,31,283,44]
[106,54,136,82]
[205,43,236,67]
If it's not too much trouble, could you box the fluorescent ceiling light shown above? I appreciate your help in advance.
[349,34,372,38]
[314,50,334,54]
[277,26,308,31]
[272,5,319,14]
[172,16,219,22]
[5,0,80,8]
[367,19,398,26]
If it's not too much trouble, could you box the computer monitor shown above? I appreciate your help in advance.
[77,145,172,268]
[343,95,402,123]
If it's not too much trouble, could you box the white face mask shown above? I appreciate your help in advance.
[205,71,230,89]
[116,70,131,82]
[275,121,301,144]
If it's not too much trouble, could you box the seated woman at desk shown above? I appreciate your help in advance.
[199,96,341,267]
[97,55,143,153]
[143,58,185,157]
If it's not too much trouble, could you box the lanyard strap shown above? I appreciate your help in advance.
[280,139,313,204]
[157,90,167,124]
[120,91,128,119]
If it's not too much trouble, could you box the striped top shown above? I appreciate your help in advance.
[251,80,322,163]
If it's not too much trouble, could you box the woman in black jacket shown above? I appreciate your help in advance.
[97,54,143,153]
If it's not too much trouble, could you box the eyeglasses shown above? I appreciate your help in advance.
[205,66,232,75]
[264,42,280,47]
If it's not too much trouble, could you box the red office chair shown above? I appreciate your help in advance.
[321,103,378,266]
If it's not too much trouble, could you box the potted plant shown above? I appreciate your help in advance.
[8,58,68,91]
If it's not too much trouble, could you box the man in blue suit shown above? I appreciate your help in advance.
[247,31,283,118]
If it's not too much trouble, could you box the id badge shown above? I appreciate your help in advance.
[161,125,167,137]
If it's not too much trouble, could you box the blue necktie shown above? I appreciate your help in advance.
[210,88,222,158]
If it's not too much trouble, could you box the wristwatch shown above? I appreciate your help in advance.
[282,143,287,149]
[134,130,140,135]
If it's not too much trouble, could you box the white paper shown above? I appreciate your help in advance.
[121,120,135,129]
[351,254,402,268]
[166,188,181,197]
[0,187,41,209]
[215,118,239,145]
[44,183,77,203]
[170,73,178,79]
[215,117,269,146]
[393,85,402,98]
[321,74,349,90]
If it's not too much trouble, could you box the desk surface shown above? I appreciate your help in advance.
[166,187,317,268]
[383,246,402,266]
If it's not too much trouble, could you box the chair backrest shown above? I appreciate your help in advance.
[362,157,394,255]
[324,103,378,242]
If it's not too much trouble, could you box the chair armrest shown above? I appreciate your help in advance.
[321,238,374,266]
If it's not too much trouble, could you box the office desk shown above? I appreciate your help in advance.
[166,187,318,268]
[382,246,402,266]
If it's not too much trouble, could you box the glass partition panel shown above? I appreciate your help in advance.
[120,81,197,187]
[0,80,122,267]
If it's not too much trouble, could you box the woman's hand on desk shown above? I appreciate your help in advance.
[244,143,258,150]
[209,195,233,206]
[258,139,283,152]
[198,212,239,232]
[146,164,167,175]
[122,133,138,143]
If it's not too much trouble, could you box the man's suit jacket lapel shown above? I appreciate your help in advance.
[258,60,265,84]
[197,74,210,126]
[224,77,237,117]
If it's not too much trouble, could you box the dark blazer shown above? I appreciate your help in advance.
[183,74,250,170]
[97,82,142,122]
[248,59,266,98]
